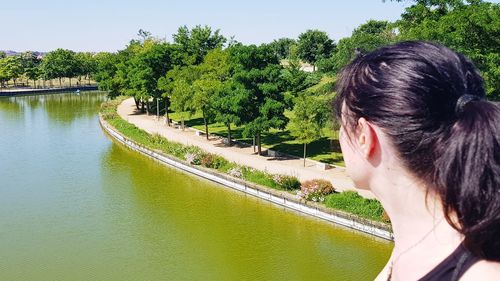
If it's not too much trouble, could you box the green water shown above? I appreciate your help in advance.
[0,92,392,281]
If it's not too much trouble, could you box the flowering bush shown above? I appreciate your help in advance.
[273,174,301,190]
[299,179,335,202]
[200,153,227,169]
[228,167,243,178]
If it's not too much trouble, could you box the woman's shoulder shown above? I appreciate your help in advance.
[460,260,500,281]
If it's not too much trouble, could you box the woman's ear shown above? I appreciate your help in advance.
[357,117,378,159]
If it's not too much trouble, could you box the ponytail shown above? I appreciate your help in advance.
[435,100,500,259]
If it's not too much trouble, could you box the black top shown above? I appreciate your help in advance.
[418,244,480,281]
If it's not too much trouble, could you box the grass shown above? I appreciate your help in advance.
[324,191,387,222]
[102,97,387,224]
[166,111,344,166]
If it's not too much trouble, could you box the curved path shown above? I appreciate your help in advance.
[117,98,373,198]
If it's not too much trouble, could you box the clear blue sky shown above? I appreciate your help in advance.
[0,0,484,52]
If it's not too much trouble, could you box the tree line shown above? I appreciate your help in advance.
[0,49,96,88]
[2,0,496,164]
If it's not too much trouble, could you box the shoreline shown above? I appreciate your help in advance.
[117,97,373,198]
[0,85,98,97]
[99,114,394,241]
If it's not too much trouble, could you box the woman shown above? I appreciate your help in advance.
[333,41,500,280]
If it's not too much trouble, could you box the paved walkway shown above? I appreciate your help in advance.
[117,98,373,198]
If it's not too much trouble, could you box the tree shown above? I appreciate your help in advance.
[230,44,288,155]
[269,38,297,60]
[114,38,179,113]
[320,20,395,73]
[287,93,330,166]
[0,58,11,87]
[2,56,24,87]
[75,52,97,86]
[192,78,220,139]
[394,0,500,99]
[173,25,226,65]
[212,81,249,146]
[93,52,121,96]
[296,30,335,71]
[165,65,200,129]
[191,48,230,139]
[21,52,41,88]
[40,48,78,87]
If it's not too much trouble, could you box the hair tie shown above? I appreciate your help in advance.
[455,94,480,115]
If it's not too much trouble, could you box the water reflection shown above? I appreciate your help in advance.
[0,92,107,125]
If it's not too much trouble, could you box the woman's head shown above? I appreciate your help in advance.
[334,41,500,260]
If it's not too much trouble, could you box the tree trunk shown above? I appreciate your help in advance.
[141,100,145,113]
[133,97,140,110]
[203,111,209,140]
[181,119,185,131]
[146,99,150,115]
[165,101,170,126]
[59,77,62,88]
[13,78,17,87]
[156,98,159,120]
[227,123,232,146]
[303,143,307,167]
[257,132,262,156]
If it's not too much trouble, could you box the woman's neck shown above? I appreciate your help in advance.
[370,167,463,280]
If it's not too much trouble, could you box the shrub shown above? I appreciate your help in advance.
[273,174,301,191]
[299,179,335,202]
[200,153,228,169]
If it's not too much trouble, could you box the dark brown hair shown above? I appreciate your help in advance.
[334,41,500,260]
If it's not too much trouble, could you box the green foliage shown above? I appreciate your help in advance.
[269,38,297,59]
[319,20,395,73]
[296,30,335,69]
[0,56,23,86]
[324,191,385,222]
[395,0,500,99]
[40,48,79,85]
[228,44,288,153]
[173,25,227,65]
[273,174,301,191]
[288,93,330,145]
[20,51,41,82]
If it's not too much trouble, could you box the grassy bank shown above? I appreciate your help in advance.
[101,97,388,224]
